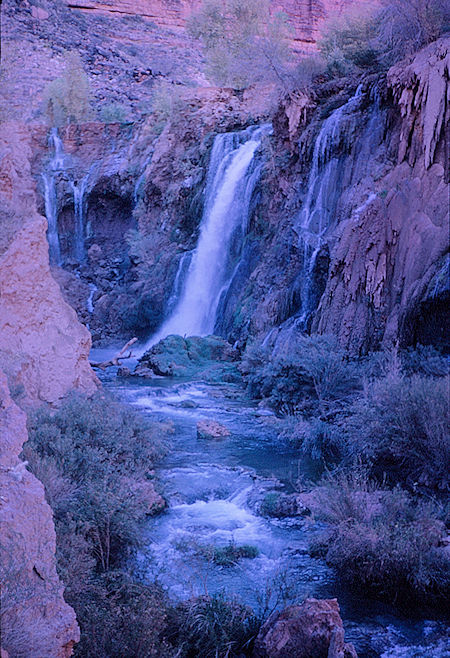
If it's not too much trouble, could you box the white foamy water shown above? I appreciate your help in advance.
[144,125,269,349]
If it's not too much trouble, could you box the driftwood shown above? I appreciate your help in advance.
[90,338,138,370]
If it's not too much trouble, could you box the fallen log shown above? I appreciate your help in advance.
[90,337,138,370]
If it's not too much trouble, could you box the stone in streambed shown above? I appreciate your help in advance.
[253,598,357,658]
[197,420,230,441]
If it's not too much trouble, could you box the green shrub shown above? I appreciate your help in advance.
[318,7,379,74]
[187,0,292,89]
[345,373,450,490]
[99,102,127,123]
[375,0,450,65]
[43,51,91,126]
[150,79,184,133]
[209,543,259,566]
[73,571,174,658]
[243,335,362,415]
[290,417,346,466]
[25,393,169,571]
[318,0,450,75]
[166,593,260,657]
[309,471,449,603]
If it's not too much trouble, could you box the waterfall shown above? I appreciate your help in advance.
[42,172,61,265]
[147,125,270,346]
[42,127,93,264]
[42,128,66,264]
[294,85,364,329]
[71,175,89,261]
[166,250,194,316]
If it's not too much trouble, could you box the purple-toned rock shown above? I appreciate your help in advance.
[253,598,357,658]
[197,419,230,440]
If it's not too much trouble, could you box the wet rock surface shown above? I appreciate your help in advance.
[197,419,231,440]
[0,121,99,407]
[137,334,240,381]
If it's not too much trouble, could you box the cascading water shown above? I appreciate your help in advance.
[42,127,93,263]
[71,175,89,261]
[148,124,270,346]
[42,128,66,264]
[293,85,364,330]
[166,251,194,317]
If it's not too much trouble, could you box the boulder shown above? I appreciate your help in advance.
[253,598,357,658]
[137,334,241,382]
[197,420,230,441]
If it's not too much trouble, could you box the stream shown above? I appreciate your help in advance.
[93,350,449,658]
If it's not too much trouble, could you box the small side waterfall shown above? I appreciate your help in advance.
[42,127,92,264]
[42,128,66,264]
[71,175,89,261]
[148,124,270,345]
[293,86,364,329]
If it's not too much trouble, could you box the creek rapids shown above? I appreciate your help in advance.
[93,351,449,658]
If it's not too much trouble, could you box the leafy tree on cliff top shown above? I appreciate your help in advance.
[43,51,91,126]
[188,0,292,89]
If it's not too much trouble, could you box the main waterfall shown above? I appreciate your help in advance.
[149,125,269,345]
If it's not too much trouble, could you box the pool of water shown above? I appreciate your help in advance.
[96,358,449,658]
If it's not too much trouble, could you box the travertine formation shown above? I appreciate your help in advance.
[314,39,449,351]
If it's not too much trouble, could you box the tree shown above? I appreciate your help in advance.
[375,0,450,65]
[43,51,91,126]
[188,0,292,89]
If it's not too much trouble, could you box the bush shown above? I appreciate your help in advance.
[43,51,91,126]
[73,571,173,658]
[318,7,379,74]
[99,102,127,123]
[166,593,260,657]
[24,393,169,571]
[243,335,362,415]
[318,0,450,75]
[309,471,449,604]
[209,543,259,566]
[149,79,184,133]
[375,0,450,65]
[24,394,174,656]
[289,417,347,467]
[345,373,450,490]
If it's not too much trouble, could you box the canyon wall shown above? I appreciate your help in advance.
[0,371,80,657]
[220,38,449,354]
[0,121,99,407]
[63,0,373,51]
[1,0,374,123]
[0,121,99,655]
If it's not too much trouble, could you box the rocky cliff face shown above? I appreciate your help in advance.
[61,0,374,53]
[0,371,80,657]
[220,38,449,355]
[1,0,373,123]
[0,121,99,655]
[0,121,99,407]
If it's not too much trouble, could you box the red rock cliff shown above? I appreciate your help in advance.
[0,122,99,655]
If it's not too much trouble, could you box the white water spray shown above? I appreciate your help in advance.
[147,125,269,347]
